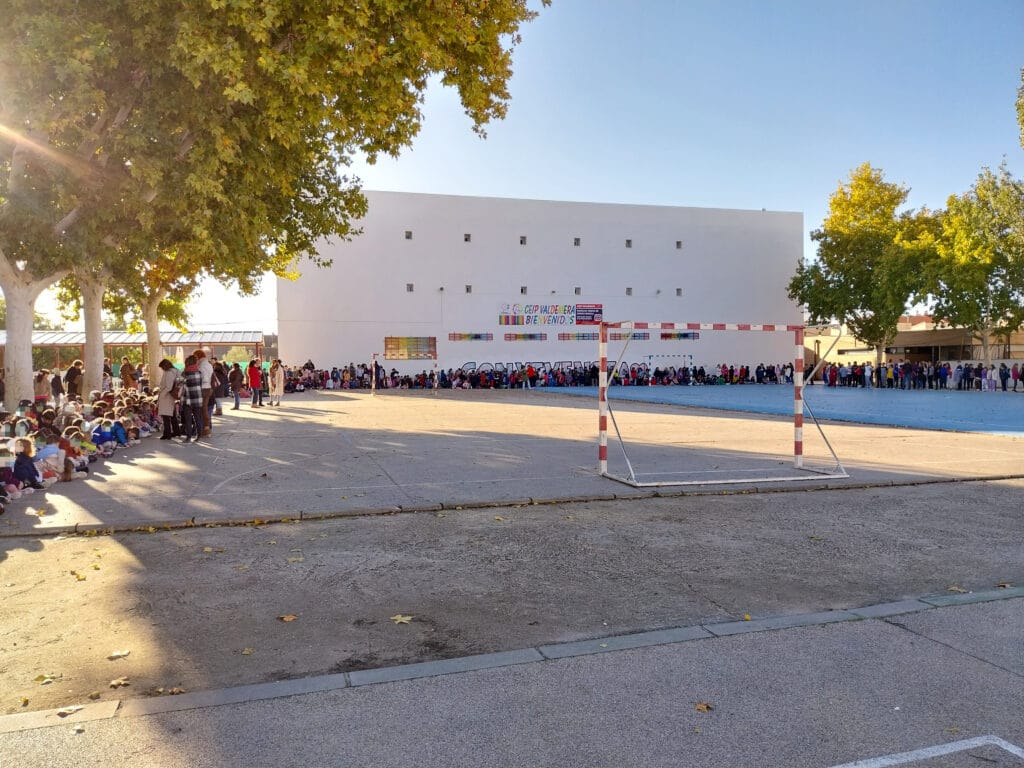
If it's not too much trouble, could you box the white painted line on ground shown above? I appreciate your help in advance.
[829,735,1024,767]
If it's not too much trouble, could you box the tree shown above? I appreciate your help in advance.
[788,163,936,367]
[1018,67,1024,149]
[926,164,1024,365]
[1,0,546,404]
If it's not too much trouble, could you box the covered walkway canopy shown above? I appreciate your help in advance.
[2,330,264,369]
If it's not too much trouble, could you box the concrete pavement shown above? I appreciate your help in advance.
[1,595,1021,767]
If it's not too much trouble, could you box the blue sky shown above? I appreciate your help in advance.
[39,0,1024,331]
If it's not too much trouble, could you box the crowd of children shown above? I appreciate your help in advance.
[0,386,162,516]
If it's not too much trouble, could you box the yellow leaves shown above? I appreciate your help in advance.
[743,614,752,621]
[87,691,101,701]
[241,648,255,656]
[153,687,185,696]
[995,581,1013,589]
[277,614,299,622]
[233,564,250,571]
[694,702,714,713]
[107,650,130,660]
[109,677,130,689]
[202,546,226,553]
[34,673,60,685]
[90,563,101,571]
[20,697,29,707]
[287,556,304,563]
[69,570,86,581]
[493,515,505,522]
[946,585,969,594]
[389,614,413,625]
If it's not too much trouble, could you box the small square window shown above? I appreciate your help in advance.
[406,283,414,293]
[573,237,581,247]
[465,285,472,294]
[676,288,682,297]
[464,233,472,243]
[625,287,632,296]
[519,236,527,246]
[625,239,632,248]
[520,286,528,295]
[675,240,682,250]
[404,230,413,240]
[574,286,581,296]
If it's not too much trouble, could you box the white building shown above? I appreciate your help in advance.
[277,191,803,375]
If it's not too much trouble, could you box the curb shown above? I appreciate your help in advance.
[3,587,1020,733]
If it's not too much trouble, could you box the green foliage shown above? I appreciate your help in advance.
[788,163,935,351]
[928,164,1024,342]
[2,0,544,345]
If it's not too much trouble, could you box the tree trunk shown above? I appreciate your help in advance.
[0,258,66,407]
[79,273,107,395]
[141,293,166,386]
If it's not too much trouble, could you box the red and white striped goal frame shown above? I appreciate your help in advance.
[598,321,806,477]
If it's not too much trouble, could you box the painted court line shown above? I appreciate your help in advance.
[829,735,1024,767]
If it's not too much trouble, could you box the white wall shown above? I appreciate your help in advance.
[278,191,804,374]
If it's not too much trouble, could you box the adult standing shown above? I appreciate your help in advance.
[228,363,245,410]
[33,370,50,405]
[119,356,138,391]
[269,360,285,406]
[156,359,180,440]
[247,359,264,407]
[1012,363,1020,392]
[64,360,83,399]
[179,355,203,443]
[50,369,65,407]
[193,349,214,436]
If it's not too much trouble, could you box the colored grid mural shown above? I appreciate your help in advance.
[448,333,495,341]
[384,336,437,360]
[503,333,548,342]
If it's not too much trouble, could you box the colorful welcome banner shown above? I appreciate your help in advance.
[499,303,603,326]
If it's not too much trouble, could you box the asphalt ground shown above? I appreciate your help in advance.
[0,388,1022,766]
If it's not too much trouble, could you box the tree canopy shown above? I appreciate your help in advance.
[788,162,936,362]
[927,164,1024,363]
[0,0,545,403]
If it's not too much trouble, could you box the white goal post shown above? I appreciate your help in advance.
[597,320,848,487]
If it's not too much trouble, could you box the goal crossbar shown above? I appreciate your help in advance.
[598,321,848,487]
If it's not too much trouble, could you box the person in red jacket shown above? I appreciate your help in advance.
[247,359,264,407]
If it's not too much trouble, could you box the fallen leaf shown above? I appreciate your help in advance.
[87,692,101,701]
[494,515,505,522]
[277,614,299,622]
[289,548,302,552]
[109,677,130,689]
[20,697,29,707]
[808,535,823,541]
[695,702,714,713]
[56,706,84,717]
[280,517,291,523]
[743,614,752,621]
[390,614,413,625]
[945,727,961,735]
[34,674,59,685]
[233,564,250,571]
[70,570,86,582]
[241,648,255,655]
[168,687,185,695]
[995,581,1013,589]
[90,563,101,570]
[946,585,969,594]
[201,547,226,553]
[145,527,156,533]
[598,643,608,648]
[287,556,304,563]
[252,518,263,525]
[71,725,85,734]
[107,650,130,660]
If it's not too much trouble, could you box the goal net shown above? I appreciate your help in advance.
[598,321,848,487]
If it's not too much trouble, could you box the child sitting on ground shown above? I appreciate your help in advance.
[12,438,45,490]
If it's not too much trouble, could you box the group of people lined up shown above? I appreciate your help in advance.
[817,361,1023,391]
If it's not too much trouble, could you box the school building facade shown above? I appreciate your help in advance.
[277,191,804,374]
